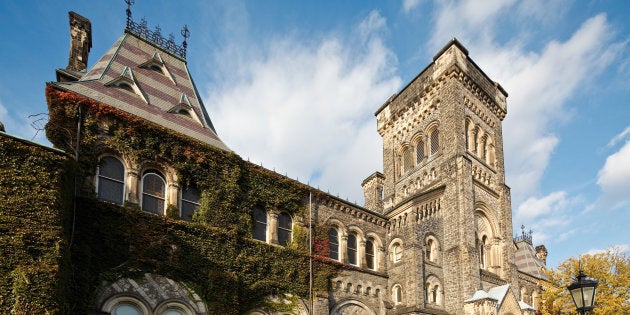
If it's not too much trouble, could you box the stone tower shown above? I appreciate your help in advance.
[375,39,517,313]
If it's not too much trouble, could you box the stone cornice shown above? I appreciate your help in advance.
[316,196,388,228]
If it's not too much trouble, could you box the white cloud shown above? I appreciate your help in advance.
[584,244,629,256]
[515,191,577,244]
[596,140,630,209]
[402,0,422,13]
[607,125,630,147]
[206,10,401,202]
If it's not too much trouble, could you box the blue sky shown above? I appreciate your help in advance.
[1,0,628,268]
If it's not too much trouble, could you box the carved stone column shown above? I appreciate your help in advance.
[268,212,279,245]
[126,168,140,204]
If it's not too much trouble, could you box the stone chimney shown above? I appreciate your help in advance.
[535,245,548,265]
[362,172,385,213]
[66,11,92,72]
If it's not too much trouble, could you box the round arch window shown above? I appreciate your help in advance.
[142,171,166,215]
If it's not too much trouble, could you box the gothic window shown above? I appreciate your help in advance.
[180,185,200,221]
[252,206,267,242]
[328,228,339,261]
[112,303,143,315]
[481,135,488,161]
[430,129,439,155]
[480,235,487,269]
[416,140,425,164]
[426,238,434,262]
[465,119,471,150]
[141,171,166,215]
[347,232,358,265]
[393,285,403,305]
[97,156,125,205]
[403,147,413,172]
[366,237,375,270]
[391,243,402,263]
[277,212,293,246]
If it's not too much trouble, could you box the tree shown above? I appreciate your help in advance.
[540,247,630,315]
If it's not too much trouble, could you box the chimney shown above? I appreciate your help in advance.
[535,245,548,266]
[66,11,92,72]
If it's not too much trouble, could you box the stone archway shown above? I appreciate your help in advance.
[330,299,376,315]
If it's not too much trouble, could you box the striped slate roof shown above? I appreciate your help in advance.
[514,240,548,280]
[51,30,229,151]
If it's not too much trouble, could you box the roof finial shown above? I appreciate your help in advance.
[125,0,134,28]
[181,25,190,56]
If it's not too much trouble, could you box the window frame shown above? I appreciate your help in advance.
[392,243,402,263]
[96,155,126,206]
[328,228,340,261]
[366,237,375,270]
[252,206,267,242]
[141,171,167,215]
[277,212,293,246]
[180,185,200,221]
[347,232,358,266]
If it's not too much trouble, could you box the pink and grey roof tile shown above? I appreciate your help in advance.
[51,31,229,151]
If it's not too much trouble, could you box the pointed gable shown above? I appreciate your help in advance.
[50,30,229,151]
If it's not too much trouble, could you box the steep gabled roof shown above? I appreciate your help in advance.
[50,30,229,151]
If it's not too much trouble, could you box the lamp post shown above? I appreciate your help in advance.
[567,269,598,315]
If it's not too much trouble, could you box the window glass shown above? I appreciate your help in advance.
[252,207,267,242]
[416,140,425,164]
[426,239,433,261]
[347,233,357,265]
[403,147,413,172]
[181,185,200,221]
[392,244,402,263]
[430,129,439,154]
[394,286,402,304]
[277,212,292,246]
[113,303,142,315]
[97,156,125,205]
[328,228,339,261]
[142,172,165,214]
[366,237,375,270]
[161,309,184,315]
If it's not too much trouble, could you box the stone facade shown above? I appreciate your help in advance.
[0,9,550,315]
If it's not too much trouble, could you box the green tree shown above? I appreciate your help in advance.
[541,247,629,315]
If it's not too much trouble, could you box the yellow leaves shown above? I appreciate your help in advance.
[541,249,630,315]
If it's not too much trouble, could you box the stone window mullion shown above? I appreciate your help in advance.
[268,212,279,245]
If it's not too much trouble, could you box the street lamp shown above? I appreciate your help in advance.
[567,269,598,315]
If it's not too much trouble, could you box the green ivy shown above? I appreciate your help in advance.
[37,86,341,313]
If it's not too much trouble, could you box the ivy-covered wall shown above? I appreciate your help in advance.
[0,133,74,314]
[42,86,341,313]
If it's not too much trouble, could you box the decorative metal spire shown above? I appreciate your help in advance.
[125,0,134,28]
[181,25,190,57]
[122,1,189,59]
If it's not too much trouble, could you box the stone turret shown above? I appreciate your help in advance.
[535,245,548,265]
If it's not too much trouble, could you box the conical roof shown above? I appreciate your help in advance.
[50,29,229,151]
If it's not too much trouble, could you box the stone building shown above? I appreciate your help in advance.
[0,7,549,315]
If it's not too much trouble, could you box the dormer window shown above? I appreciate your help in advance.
[177,109,191,117]
[149,64,163,73]
[118,83,134,92]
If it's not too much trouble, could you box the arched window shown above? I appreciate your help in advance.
[366,237,375,270]
[347,232,358,265]
[391,243,402,263]
[252,206,267,242]
[465,120,470,150]
[403,147,413,172]
[480,235,487,269]
[430,129,439,155]
[141,171,166,215]
[112,303,143,315]
[328,228,339,261]
[277,212,292,246]
[393,285,403,305]
[180,185,200,221]
[97,156,125,205]
[416,140,425,164]
[425,237,439,263]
